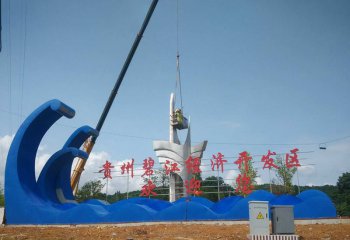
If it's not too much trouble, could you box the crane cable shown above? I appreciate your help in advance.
[175,0,183,111]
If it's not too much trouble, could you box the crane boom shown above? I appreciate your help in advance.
[71,0,159,194]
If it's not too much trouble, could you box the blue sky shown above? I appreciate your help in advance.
[1,0,350,192]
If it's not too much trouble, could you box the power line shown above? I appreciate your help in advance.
[321,135,350,144]
[201,151,314,161]
[8,0,12,135]
[197,136,350,147]
[1,108,349,147]
[19,0,28,122]
[204,141,317,146]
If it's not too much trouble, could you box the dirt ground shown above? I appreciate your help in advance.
[0,223,349,240]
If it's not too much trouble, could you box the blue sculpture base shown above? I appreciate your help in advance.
[4,100,336,224]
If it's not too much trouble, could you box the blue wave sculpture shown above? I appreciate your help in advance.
[5,100,337,224]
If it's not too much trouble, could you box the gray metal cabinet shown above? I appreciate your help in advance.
[271,205,295,234]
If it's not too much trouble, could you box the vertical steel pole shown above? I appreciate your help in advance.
[217,168,220,201]
[296,168,300,194]
[269,168,272,193]
[105,178,108,202]
[126,173,129,199]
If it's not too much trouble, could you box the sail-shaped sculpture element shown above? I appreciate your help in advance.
[4,100,109,224]
[153,93,207,202]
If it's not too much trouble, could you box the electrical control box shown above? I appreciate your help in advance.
[248,201,270,235]
[271,205,295,234]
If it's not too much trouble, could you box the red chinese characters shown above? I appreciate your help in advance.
[164,160,180,175]
[141,157,155,177]
[185,178,203,195]
[121,159,134,178]
[185,156,201,174]
[261,150,278,169]
[99,160,114,179]
[211,152,227,173]
[234,151,254,195]
[140,180,157,197]
[184,156,202,195]
[234,151,252,170]
[235,173,253,195]
[286,148,300,168]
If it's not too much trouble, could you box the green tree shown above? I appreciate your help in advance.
[143,169,169,188]
[273,155,297,194]
[0,185,4,207]
[336,172,350,216]
[234,152,258,196]
[201,176,234,202]
[76,180,105,202]
[337,172,350,194]
[140,169,170,201]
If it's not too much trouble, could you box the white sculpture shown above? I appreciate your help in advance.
[153,93,207,202]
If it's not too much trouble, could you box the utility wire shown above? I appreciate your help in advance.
[204,141,317,146]
[2,107,349,147]
[8,0,12,135]
[320,135,350,144]
[19,0,28,122]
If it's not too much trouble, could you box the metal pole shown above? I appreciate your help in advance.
[105,178,108,202]
[283,155,287,192]
[296,168,300,194]
[269,168,272,193]
[126,172,129,199]
[93,0,159,141]
[217,168,220,201]
[149,177,151,199]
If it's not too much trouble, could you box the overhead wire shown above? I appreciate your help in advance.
[1,106,349,148]
[19,0,28,122]
[8,0,12,135]
[203,141,317,146]
[320,135,350,144]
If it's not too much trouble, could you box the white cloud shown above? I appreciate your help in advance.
[298,165,315,175]
[35,153,51,180]
[0,135,153,194]
[0,135,52,182]
[222,169,239,186]
[0,135,14,186]
[303,140,350,185]
[78,154,148,194]
[255,177,263,185]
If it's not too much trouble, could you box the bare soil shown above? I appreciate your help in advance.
[0,223,349,240]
